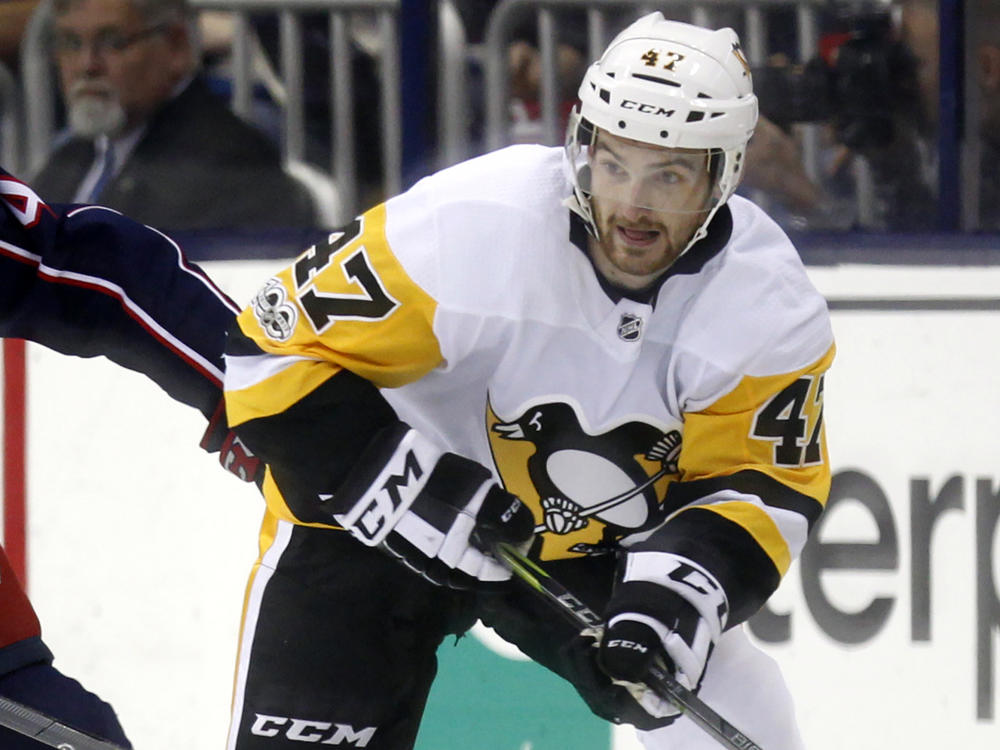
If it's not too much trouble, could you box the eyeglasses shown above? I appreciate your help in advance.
[52,23,169,58]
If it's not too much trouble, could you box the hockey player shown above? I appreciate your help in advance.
[224,14,834,750]
[0,168,261,747]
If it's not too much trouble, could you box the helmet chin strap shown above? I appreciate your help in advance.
[563,192,597,236]
[677,201,723,256]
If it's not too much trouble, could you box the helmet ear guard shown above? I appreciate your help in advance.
[563,109,598,236]
[574,114,595,149]
[565,13,759,254]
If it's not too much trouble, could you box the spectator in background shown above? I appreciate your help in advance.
[750,1,938,231]
[899,0,939,135]
[739,114,839,226]
[450,1,589,146]
[32,0,317,230]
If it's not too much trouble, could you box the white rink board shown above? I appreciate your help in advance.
[22,260,282,750]
[13,259,1000,750]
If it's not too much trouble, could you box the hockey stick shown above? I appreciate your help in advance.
[494,542,764,750]
[533,466,670,534]
[0,695,127,750]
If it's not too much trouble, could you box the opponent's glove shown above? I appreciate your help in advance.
[201,400,264,485]
[329,422,535,588]
[598,551,729,720]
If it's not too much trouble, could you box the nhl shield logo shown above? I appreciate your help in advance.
[617,313,642,342]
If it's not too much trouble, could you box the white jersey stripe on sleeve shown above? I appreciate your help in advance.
[224,351,317,392]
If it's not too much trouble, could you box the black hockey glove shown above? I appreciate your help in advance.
[561,629,679,730]
[598,550,729,719]
[330,422,535,589]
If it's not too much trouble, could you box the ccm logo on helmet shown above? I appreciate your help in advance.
[251,714,377,746]
[620,100,673,116]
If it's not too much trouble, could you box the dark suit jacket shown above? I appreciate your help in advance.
[33,75,318,230]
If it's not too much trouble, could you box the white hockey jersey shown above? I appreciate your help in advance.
[225,144,834,623]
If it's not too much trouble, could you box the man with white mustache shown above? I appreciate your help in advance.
[65,74,128,139]
[31,0,317,231]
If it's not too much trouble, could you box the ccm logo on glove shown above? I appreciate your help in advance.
[329,422,535,588]
[333,427,440,544]
[501,498,524,523]
[605,638,650,654]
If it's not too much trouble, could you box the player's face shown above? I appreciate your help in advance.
[587,132,714,290]
[52,0,191,137]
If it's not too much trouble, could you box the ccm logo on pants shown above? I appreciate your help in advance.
[251,714,378,746]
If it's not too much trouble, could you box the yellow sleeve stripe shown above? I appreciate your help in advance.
[701,500,792,575]
[226,356,342,427]
[234,202,444,389]
[709,343,835,417]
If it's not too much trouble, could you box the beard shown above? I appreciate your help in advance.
[66,80,127,138]
[592,198,714,278]
[595,210,675,275]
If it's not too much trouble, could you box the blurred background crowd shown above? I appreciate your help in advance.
[0,0,996,246]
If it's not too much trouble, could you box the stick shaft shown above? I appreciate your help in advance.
[495,543,765,750]
[0,696,127,750]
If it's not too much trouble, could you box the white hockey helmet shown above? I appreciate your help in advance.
[566,13,759,252]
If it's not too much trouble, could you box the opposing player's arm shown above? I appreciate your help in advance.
[0,168,264,482]
[0,169,237,418]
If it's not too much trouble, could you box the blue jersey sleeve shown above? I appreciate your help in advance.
[0,168,238,419]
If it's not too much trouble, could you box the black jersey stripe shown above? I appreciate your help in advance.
[664,469,824,531]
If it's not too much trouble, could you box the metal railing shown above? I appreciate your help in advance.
[7,1,978,231]
[0,61,23,175]
[19,0,57,176]
[436,0,470,169]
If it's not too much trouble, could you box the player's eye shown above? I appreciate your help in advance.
[657,163,702,188]
[657,170,683,185]
[597,158,627,178]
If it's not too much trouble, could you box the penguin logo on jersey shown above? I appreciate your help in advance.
[487,399,681,559]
